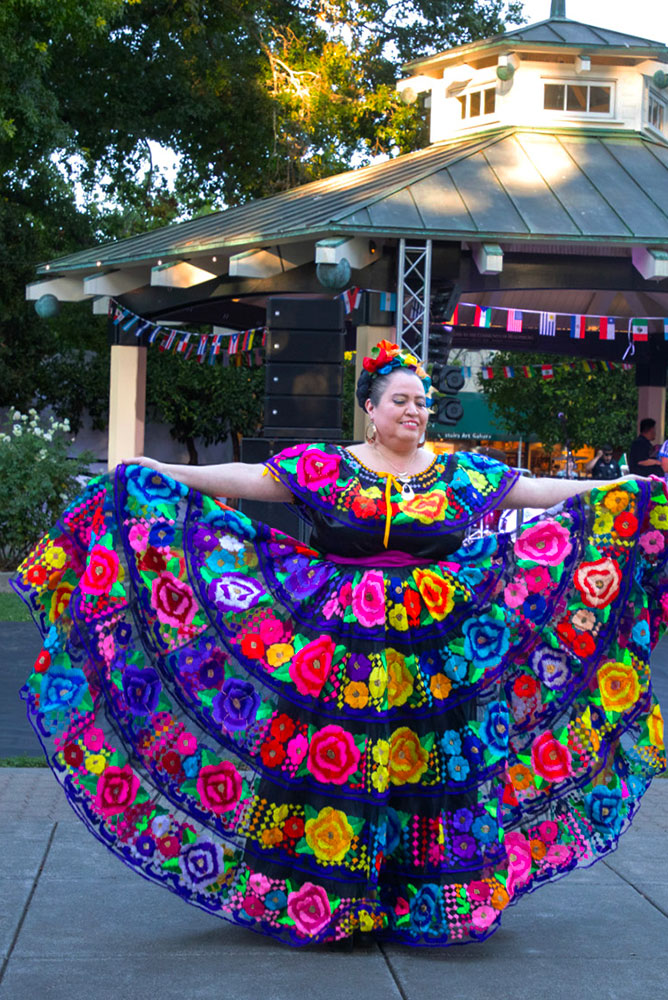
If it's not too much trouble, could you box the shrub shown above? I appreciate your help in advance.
[0,409,93,570]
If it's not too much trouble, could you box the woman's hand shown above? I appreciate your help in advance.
[121,456,163,472]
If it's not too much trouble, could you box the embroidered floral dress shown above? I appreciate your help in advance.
[12,445,668,946]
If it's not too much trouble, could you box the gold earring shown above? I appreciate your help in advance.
[365,421,377,444]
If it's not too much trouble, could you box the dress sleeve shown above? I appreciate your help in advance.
[263,443,349,513]
[447,451,520,522]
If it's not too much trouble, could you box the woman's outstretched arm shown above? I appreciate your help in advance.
[122,457,292,502]
[499,473,646,510]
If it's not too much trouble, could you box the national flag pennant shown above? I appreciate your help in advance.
[630,317,649,342]
[148,325,163,345]
[599,317,615,341]
[445,304,459,325]
[540,364,554,379]
[539,312,556,337]
[379,292,397,312]
[582,360,593,373]
[502,365,514,378]
[522,365,533,378]
[176,333,191,354]
[506,310,523,333]
[474,306,492,328]
[160,330,177,352]
[229,333,239,355]
[461,366,472,378]
[342,287,362,314]
[113,307,125,325]
[197,334,208,363]
[481,366,495,380]
[122,314,138,333]
[570,315,586,340]
[135,320,151,339]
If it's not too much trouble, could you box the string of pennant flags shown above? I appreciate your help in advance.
[470,358,634,381]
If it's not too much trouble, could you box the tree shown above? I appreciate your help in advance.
[476,351,639,457]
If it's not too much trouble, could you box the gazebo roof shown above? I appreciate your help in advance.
[35,126,668,278]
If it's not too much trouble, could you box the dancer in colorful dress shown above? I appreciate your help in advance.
[12,339,667,947]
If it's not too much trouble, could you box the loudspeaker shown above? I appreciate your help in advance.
[239,437,309,540]
[265,395,343,429]
[265,363,343,396]
[267,298,344,331]
[265,330,345,364]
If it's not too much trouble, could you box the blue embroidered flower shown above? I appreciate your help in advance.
[457,566,484,588]
[207,508,256,541]
[388,577,404,601]
[114,621,132,645]
[40,668,88,713]
[178,840,224,889]
[452,807,473,832]
[348,654,372,681]
[585,786,624,836]
[213,678,261,732]
[530,646,572,691]
[443,653,468,682]
[441,730,462,755]
[284,562,331,599]
[521,594,547,622]
[452,833,477,859]
[409,884,442,935]
[456,536,498,562]
[122,665,162,715]
[632,620,650,649]
[178,647,204,675]
[182,752,202,778]
[472,814,499,844]
[135,834,156,857]
[447,755,470,782]
[462,732,484,769]
[208,574,265,612]
[149,522,175,548]
[126,466,187,507]
[419,651,443,677]
[480,702,510,757]
[198,651,226,688]
[265,889,287,911]
[206,549,236,575]
[463,615,510,669]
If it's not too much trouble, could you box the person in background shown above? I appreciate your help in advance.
[555,456,579,479]
[586,444,621,480]
[628,418,662,477]
[658,437,668,481]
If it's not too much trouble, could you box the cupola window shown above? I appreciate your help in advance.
[648,91,666,132]
[543,81,613,116]
[456,86,496,120]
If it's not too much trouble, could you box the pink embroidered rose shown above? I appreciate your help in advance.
[522,565,552,594]
[639,530,665,555]
[307,724,361,785]
[94,764,140,817]
[470,905,497,932]
[176,731,198,754]
[128,522,149,552]
[351,570,385,628]
[530,731,573,783]
[81,545,120,596]
[197,760,242,813]
[504,831,532,897]
[287,882,332,936]
[289,635,336,697]
[152,571,198,628]
[249,872,272,895]
[296,450,341,491]
[339,582,352,608]
[538,820,559,844]
[545,843,573,867]
[84,727,105,751]
[514,520,572,566]
[574,557,622,609]
[286,733,309,766]
[504,579,528,609]
[259,617,286,645]
[467,880,491,903]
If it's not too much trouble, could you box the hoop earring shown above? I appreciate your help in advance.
[365,421,377,444]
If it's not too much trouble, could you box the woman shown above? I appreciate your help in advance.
[12,340,667,947]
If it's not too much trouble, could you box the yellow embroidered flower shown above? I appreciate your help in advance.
[272,804,289,823]
[388,727,429,785]
[304,806,354,862]
[467,470,489,493]
[344,681,369,709]
[388,604,409,631]
[49,582,73,623]
[602,489,630,514]
[358,910,375,932]
[597,661,641,713]
[85,754,107,775]
[368,666,387,700]
[399,492,448,524]
[372,740,390,765]
[44,545,67,569]
[413,568,455,621]
[648,704,665,748]
[266,643,294,667]
[593,510,614,535]
[649,506,668,531]
[372,766,389,793]
[387,650,414,707]
[358,485,383,500]
[429,672,452,701]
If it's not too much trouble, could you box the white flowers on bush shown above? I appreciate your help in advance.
[4,410,71,443]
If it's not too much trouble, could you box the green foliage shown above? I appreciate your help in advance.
[342,352,356,440]
[0,410,93,569]
[147,354,265,463]
[476,352,638,452]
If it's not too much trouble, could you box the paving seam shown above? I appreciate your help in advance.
[0,821,58,987]
[602,859,668,920]
[378,943,410,1000]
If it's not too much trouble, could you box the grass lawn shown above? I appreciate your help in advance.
[0,591,31,622]
[0,756,48,767]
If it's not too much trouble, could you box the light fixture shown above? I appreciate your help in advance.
[96,260,102,267]
[369,240,377,255]
[212,256,217,262]
[45,264,50,271]
[157,259,163,266]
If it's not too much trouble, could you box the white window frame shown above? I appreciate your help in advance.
[542,78,616,119]
[455,83,498,122]
[646,88,667,136]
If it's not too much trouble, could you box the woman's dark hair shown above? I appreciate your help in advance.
[355,369,398,410]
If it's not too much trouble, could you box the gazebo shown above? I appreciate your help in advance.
[26,0,668,465]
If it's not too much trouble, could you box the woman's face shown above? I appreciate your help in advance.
[365,370,429,448]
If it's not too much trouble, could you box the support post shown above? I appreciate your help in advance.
[353,325,396,442]
[107,345,147,470]
[396,238,432,359]
[637,384,666,442]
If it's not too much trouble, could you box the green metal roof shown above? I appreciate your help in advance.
[37,127,668,276]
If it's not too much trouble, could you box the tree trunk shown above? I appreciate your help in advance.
[232,432,241,463]
[186,436,199,465]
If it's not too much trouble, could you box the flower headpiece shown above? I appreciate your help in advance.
[361,339,432,402]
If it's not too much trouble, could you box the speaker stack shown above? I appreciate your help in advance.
[240,297,345,538]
